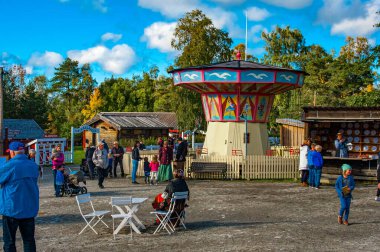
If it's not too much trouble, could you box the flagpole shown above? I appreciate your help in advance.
[245,10,248,61]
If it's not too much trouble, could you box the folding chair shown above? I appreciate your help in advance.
[110,197,133,240]
[170,191,189,230]
[150,191,189,235]
[76,193,110,235]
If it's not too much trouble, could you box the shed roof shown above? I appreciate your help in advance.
[276,118,305,128]
[302,106,380,122]
[2,119,45,140]
[84,112,178,130]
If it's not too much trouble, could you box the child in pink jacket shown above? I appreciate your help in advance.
[149,155,160,185]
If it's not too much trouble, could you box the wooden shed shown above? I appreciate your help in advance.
[83,112,178,148]
[276,118,305,146]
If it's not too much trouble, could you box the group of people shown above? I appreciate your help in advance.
[141,137,188,185]
[299,139,324,189]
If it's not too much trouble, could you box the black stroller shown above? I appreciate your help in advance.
[59,169,87,197]
[80,158,97,178]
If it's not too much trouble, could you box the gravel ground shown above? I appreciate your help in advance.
[1,168,379,252]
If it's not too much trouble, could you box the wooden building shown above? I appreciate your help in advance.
[83,112,178,148]
[302,106,380,181]
[276,118,305,146]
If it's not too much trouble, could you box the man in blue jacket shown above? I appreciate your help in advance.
[0,141,39,252]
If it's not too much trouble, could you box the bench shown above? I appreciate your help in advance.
[188,162,227,179]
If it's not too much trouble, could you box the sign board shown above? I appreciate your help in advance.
[73,125,100,134]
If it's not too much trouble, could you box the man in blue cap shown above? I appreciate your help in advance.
[0,141,39,252]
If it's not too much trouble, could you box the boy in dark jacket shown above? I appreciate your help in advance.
[143,157,151,184]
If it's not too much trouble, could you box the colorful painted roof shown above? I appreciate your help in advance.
[2,119,45,140]
[169,60,306,95]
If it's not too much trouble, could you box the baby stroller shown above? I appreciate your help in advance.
[59,169,87,197]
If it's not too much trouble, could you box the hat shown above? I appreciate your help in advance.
[177,137,183,141]
[341,164,352,171]
[98,142,104,146]
[161,192,168,199]
[337,132,342,135]
[7,141,25,152]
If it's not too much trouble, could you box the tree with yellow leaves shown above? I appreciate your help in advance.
[82,88,103,121]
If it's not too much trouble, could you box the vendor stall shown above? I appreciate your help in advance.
[302,107,380,177]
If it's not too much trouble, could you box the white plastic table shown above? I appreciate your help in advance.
[112,197,148,234]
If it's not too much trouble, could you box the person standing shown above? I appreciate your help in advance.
[308,143,316,188]
[334,133,348,158]
[51,145,64,197]
[335,164,355,225]
[158,141,174,182]
[111,141,125,178]
[101,139,109,153]
[0,142,39,252]
[299,139,310,187]
[131,141,142,184]
[174,137,188,172]
[312,145,324,189]
[92,142,109,189]
[85,145,96,179]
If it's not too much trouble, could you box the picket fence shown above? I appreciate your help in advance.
[123,153,299,180]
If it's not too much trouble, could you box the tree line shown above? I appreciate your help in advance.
[2,9,379,138]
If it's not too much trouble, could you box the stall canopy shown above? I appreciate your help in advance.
[302,106,380,122]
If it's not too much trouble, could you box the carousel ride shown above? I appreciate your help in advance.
[169,59,306,156]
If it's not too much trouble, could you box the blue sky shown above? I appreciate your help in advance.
[0,0,379,82]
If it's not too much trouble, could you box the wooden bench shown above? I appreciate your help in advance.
[188,162,227,179]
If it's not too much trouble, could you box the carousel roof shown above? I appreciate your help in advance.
[169,60,306,95]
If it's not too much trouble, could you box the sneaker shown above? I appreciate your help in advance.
[315,187,320,190]
[338,216,343,224]
[132,181,139,184]
[99,185,104,189]
[343,220,349,226]
[375,196,380,201]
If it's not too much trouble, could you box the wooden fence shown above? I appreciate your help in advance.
[123,153,299,180]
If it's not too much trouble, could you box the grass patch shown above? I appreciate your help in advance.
[72,146,85,165]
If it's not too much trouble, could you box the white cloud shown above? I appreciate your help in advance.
[317,0,366,25]
[209,0,246,4]
[259,0,312,9]
[58,0,108,13]
[27,51,64,75]
[249,24,268,43]
[101,32,122,42]
[137,0,199,18]
[141,22,176,53]
[246,7,270,21]
[330,0,380,37]
[138,0,243,38]
[28,51,64,67]
[67,44,136,74]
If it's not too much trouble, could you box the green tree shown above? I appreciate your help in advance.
[48,58,96,137]
[171,9,233,68]
[171,9,233,130]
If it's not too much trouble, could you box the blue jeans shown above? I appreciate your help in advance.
[132,159,138,182]
[2,216,36,252]
[339,197,351,221]
[52,169,61,196]
[314,168,322,188]
[308,166,315,186]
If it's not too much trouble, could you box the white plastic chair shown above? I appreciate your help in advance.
[76,193,110,235]
[110,196,133,240]
[150,191,188,235]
